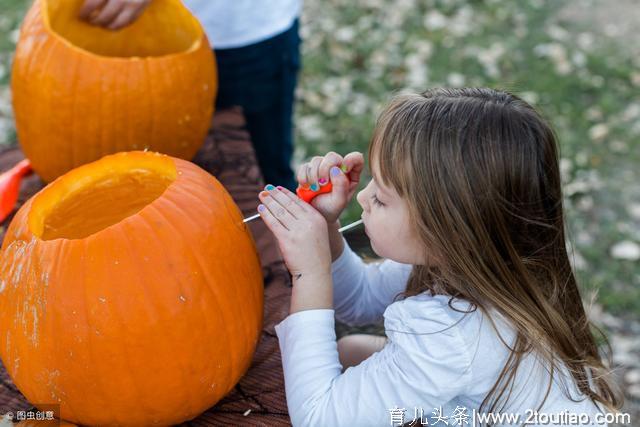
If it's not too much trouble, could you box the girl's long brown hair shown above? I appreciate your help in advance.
[369,88,623,421]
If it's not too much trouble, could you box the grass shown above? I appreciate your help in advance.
[0,0,26,85]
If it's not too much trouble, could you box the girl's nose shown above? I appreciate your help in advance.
[356,189,368,212]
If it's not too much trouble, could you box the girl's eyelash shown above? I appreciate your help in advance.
[371,194,384,206]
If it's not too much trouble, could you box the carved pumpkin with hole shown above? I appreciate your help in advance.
[11,0,217,182]
[0,151,264,426]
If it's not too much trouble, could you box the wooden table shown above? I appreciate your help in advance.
[0,108,294,426]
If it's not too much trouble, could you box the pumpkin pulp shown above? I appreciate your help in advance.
[28,152,177,240]
[43,0,202,58]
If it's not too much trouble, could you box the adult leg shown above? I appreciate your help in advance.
[213,20,301,192]
[244,96,297,191]
[244,20,300,191]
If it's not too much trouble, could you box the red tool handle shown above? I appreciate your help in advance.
[295,164,348,202]
[296,181,333,203]
[0,159,33,222]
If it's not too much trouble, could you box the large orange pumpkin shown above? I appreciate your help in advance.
[11,0,217,182]
[15,419,76,427]
[0,151,263,426]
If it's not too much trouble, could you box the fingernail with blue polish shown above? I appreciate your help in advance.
[331,167,341,177]
[265,184,275,191]
[258,204,266,212]
[310,183,319,191]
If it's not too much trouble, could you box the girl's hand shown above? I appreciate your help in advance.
[257,185,332,279]
[296,151,364,224]
[79,0,151,30]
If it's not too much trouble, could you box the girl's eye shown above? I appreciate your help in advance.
[371,194,384,207]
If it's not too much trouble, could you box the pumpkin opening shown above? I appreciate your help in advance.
[43,0,203,58]
[29,152,177,240]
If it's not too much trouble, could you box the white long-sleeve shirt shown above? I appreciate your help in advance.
[182,0,302,49]
[274,237,610,427]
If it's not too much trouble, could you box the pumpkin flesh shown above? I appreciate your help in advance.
[44,0,202,58]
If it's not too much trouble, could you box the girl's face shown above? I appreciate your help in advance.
[356,159,424,265]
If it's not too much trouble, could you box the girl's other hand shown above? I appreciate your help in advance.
[257,185,332,279]
[296,151,364,224]
[79,0,151,30]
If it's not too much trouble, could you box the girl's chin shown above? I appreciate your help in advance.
[364,226,381,255]
[366,231,375,246]
[368,238,382,257]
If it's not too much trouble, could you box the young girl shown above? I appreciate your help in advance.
[256,88,623,426]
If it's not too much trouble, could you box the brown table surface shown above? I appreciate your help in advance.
[0,108,295,426]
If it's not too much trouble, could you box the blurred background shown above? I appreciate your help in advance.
[0,0,638,422]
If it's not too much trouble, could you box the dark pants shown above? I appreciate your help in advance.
[213,20,301,192]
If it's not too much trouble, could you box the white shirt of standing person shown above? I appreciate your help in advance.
[274,235,610,427]
[182,0,302,49]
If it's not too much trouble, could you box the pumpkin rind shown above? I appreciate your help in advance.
[11,0,218,182]
[0,151,263,426]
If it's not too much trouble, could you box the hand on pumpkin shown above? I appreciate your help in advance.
[79,0,151,30]
[257,185,332,280]
[296,151,364,224]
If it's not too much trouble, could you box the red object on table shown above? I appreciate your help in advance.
[0,158,32,222]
